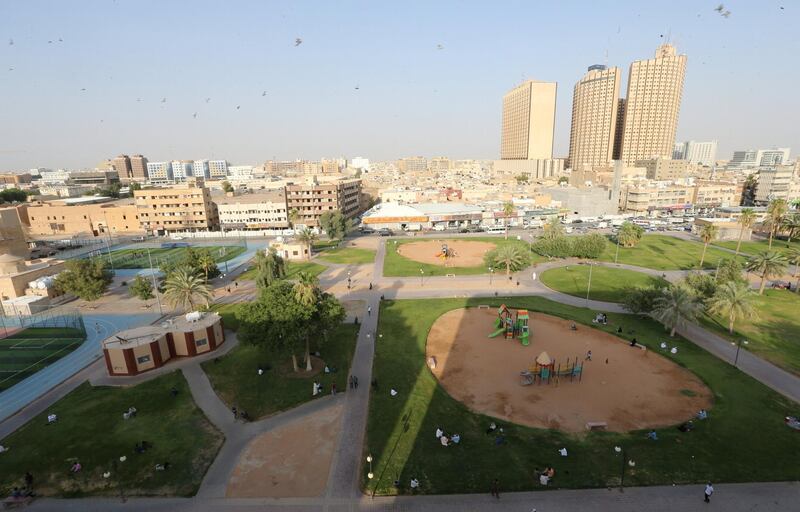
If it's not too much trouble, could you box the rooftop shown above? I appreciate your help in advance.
[102,311,221,350]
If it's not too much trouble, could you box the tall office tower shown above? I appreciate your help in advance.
[568,65,621,171]
[619,44,687,165]
[683,141,718,166]
[112,155,133,179]
[612,99,626,160]
[501,80,557,160]
[130,154,149,180]
[673,142,687,160]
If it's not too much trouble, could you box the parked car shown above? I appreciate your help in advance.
[771,281,791,290]
[378,228,394,237]
[360,227,376,234]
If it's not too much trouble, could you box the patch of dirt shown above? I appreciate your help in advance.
[396,240,497,267]
[226,404,343,498]
[277,355,325,379]
[426,308,713,433]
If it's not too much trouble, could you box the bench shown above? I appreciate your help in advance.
[446,273,456,278]
[586,422,608,431]
[477,305,490,309]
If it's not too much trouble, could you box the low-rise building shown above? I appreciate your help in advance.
[754,166,794,205]
[214,191,289,230]
[268,240,309,261]
[285,177,361,227]
[636,158,690,180]
[68,170,120,187]
[0,173,32,185]
[19,198,144,236]
[134,183,219,234]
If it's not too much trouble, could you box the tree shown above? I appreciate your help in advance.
[746,251,788,295]
[129,181,142,191]
[484,245,530,275]
[254,248,286,290]
[293,272,321,370]
[514,174,529,184]
[295,228,317,260]
[162,269,213,311]
[734,208,756,256]
[0,188,27,203]
[288,209,300,229]
[707,281,758,334]
[319,210,349,240]
[651,285,702,337]
[622,285,666,315]
[531,235,572,258]
[221,181,234,193]
[781,213,800,246]
[787,248,800,293]
[129,275,154,301]
[616,222,644,248]
[697,223,719,268]
[684,272,717,304]
[196,249,217,283]
[571,233,607,259]
[54,259,113,301]
[502,201,515,240]
[765,198,788,249]
[716,258,746,285]
[541,216,564,241]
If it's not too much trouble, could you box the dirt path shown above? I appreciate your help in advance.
[397,240,496,267]
[426,308,712,432]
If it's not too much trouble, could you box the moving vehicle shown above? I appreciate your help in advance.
[486,226,506,234]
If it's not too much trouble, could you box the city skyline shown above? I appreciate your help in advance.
[1,1,798,169]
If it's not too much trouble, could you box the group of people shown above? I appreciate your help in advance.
[231,406,250,422]
[486,422,506,445]
[6,472,35,502]
[538,466,556,486]
[593,313,608,325]
[435,427,461,447]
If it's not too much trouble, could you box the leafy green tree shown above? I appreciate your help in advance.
[221,181,234,193]
[484,245,530,275]
[571,233,607,259]
[319,210,350,240]
[0,188,27,203]
[129,275,154,301]
[54,259,113,301]
[781,213,800,246]
[514,174,529,184]
[622,285,666,315]
[707,281,758,334]
[254,248,286,290]
[651,285,702,337]
[292,272,321,370]
[288,209,300,229]
[765,198,788,249]
[541,216,564,241]
[734,208,756,256]
[129,181,142,191]
[787,248,800,293]
[163,268,212,311]
[616,222,644,248]
[196,250,217,283]
[683,272,717,305]
[716,258,746,285]
[532,235,572,258]
[697,223,719,268]
[502,201,515,240]
[295,228,317,260]
[746,251,788,295]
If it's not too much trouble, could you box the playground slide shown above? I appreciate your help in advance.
[493,318,502,328]
[488,328,505,338]
[520,332,530,346]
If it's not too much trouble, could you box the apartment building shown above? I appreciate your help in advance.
[675,141,718,166]
[501,80,557,160]
[19,199,143,236]
[568,65,621,171]
[397,156,428,173]
[321,159,341,173]
[215,191,289,230]
[0,206,29,256]
[754,167,794,205]
[636,158,690,180]
[428,157,453,171]
[130,155,149,181]
[0,173,32,185]
[171,160,194,181]
[285,177,361,227]
[208,160,228,179]
[68,170,120,186]
[692,180,739,208]
[620,183,692,212]
[146,162,172,182]
[134,183,219,234]
[192,160,210,179]
[113,155,133,180]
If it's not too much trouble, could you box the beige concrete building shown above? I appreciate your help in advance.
[568,65,621,171]
[397,157,428,173]
[620,183,692,212]
[0,253,65,303]
[0,173,32,185]
[113,155,133,181]
[285,177,361,227]
[636,158,690,180]
[19,200,143,236]
[692,180,740,208]
[134,183,219,234]
[619,44,687,165]
[0,206,29,257]
[501,80,557,160]
[269,240,310,261]
[754,166,794,205]
[130,154,148,181]
[428,157,452,171]
[215,191,289,230]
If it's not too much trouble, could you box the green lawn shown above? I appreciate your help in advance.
[540,265,667,303]
[107,245,246,269]
[318,247,376,265]
[365,297,800,495]
[0,371,223,497]
[202,305,358,419]
[713,239,800,257]
[700,289,800,375]
[312,240,341,252]
[238,260,327,281]
[0,327,85,392]
[383,237,544,277]
[597,235,742,270]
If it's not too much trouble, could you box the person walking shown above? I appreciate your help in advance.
[490,478,500,499]
[704,482,714,503]
[367,305,372,316]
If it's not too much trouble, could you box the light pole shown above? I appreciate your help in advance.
[489,267,494,285]
[102,211,115,271]
[734,339,745,368]
[347,270,352,290]
[366,454,375,498]
[614,234,621,264]
[146,247,164,316]
[419,269,424,287]
[586,263,594,306]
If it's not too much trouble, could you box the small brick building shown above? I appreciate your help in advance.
[102,311,225,376]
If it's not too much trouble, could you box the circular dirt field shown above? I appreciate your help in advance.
[426,308,712,432]
[397,240,496,267]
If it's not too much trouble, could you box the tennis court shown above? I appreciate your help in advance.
[106,245,246,269]
[0,327,86,392]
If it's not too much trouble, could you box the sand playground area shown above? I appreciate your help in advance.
[426,308,712,432]
[226,404,343,498]
[396,240,497,267]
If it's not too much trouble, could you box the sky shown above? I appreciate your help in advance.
[1,0,798,170]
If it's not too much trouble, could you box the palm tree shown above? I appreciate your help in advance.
[295,228,317,260]
[163,268,213,311]
[707,281,758,334]
[292,272,320,371]
[502,201,515,240]
[787,248,800,293]
[196,250,216,283]
[651,285,702,337]
[781,213,800,246]
[734,208,756,256]
[288,208,300,229]
[697,223,719,268]
[491,245,528,276]
[765,198,788,249]
[617,221,644,248]
[746,251,788,295]
[254,248,286,289]
[542,216,564,241]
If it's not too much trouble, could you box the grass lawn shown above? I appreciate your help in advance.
[237,260,327,281]
[0,327,85,392]
[365,296,800,495]
[312,240,341,252]
[317,247,376,265]
[203,304,358,419]
[383,237,545,277]
[0,371,223,497]
[540,265,667,303]
[596,235,742,270]
[107,245,246,269]
[699,289,800,376]
[713,239,800,257]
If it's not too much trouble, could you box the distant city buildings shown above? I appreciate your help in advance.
[112,155,133,180]
[171,160,194,181]
[146,161,172,182]
[208,160,228,179]
[285,176,362,227]
[674,141,718,166]
[397,157,428,173]
[501,80,557,160]
[130,154,149,181]
[569,65,621,171]
[134,182,219,234]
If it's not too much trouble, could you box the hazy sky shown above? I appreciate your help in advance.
[1,0,798,170]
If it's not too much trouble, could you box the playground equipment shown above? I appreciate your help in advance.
[488,304,530,346]
[519,351,583,386]
[435,243,456,260]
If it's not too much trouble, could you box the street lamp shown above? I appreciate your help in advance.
[146,247,164,316]
[489,267,494,285]
[585,262,595,306]
[366,454,373,480]
[734,339,748,368]
[419,269,424,287]
[614,233,621,264]
[347,270,352,290]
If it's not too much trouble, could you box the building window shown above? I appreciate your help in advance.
[137,355,151,364]
[195,338,208,347]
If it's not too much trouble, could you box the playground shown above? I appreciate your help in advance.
[425,307,712,432]
[396,239,496,267]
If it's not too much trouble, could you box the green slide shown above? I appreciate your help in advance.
[520,331,530,346]
[488,328,505,338]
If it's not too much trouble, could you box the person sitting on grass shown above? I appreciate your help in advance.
[410,478,419,490]
[495,434,506,445]
[646,430,658,441]
[70,462,82,473]
[570,322,577,331]
[440,435,449,447]
[678,421,694,432]
[697,409,708,420]
[155,462,171,471]
[486,422,497,434]
[544,466,555,479]
[46,414,58,425]
[435,428,444,439]
[539,473,549,486]
[451,433,461,444]
[630,338,638,347]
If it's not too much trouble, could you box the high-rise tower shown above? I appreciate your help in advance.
[501,80,557,160]
[568,65,621,171]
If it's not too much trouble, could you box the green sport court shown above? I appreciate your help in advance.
[0,327,86,392]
